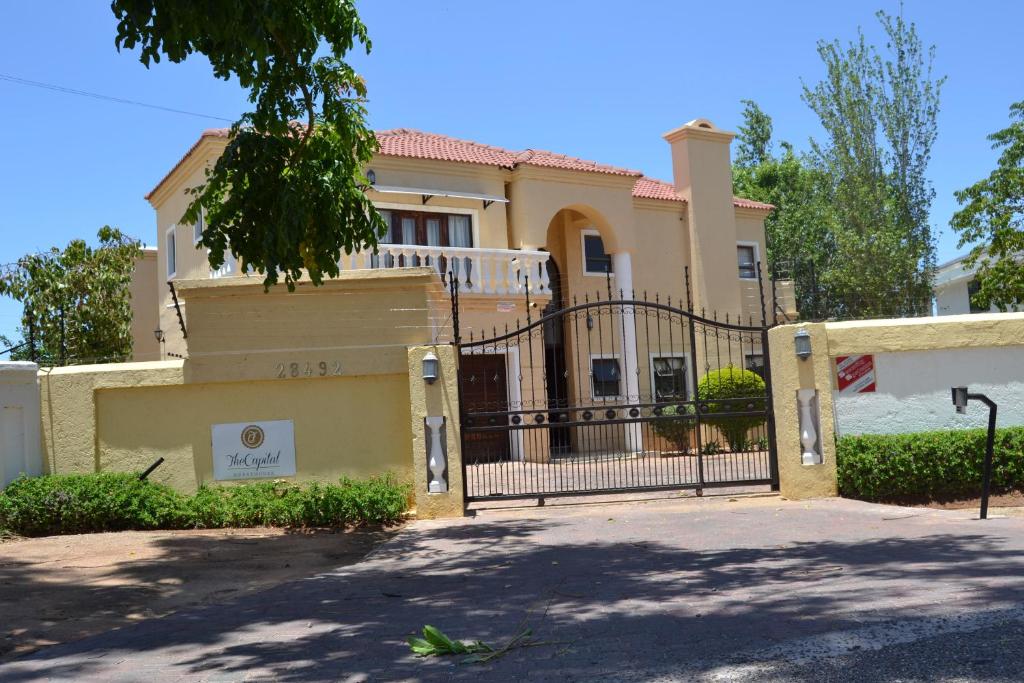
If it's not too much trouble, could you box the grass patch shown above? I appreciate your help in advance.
[0,472,410,537]
[836,426,1024,502]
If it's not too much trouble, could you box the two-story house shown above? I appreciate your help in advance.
[143,119,793,466]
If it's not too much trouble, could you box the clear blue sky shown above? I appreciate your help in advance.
[2,0,1022,342]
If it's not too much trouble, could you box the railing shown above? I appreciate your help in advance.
[338,244,551,295]
[210,252,238,278]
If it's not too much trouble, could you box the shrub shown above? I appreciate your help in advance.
[696,366,767,451]
[0,473,411,537]
[651,404,695,453]
[0,473,188,537]
[836,426,1024,502]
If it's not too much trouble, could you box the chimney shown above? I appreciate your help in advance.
[663,119,741,316]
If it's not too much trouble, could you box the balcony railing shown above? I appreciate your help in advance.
[338,244,551,295]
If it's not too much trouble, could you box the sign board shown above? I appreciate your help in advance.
[496,301,515,313]
[835,355,876,394]
[212,420,296,481]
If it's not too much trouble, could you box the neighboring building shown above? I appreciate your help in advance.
[142,118,794,386]
[934,253,1021,315]
[129,246,161,362]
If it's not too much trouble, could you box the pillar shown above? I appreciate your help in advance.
[407,344,465,518]
[612,251,643,453]
[767,323,838,499]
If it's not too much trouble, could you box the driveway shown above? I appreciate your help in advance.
[3,495,1024,681]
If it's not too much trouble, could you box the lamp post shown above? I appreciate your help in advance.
[951,386,998,520]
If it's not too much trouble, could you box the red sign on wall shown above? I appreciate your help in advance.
[835,354,876,394]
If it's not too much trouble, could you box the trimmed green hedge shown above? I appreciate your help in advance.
[696,365,767,451]
[0,472,410,537]
[836,426,1024,502]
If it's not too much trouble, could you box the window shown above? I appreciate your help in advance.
[737,244,757,279]
[582,231,612,276]
[379,209,473,248]
[193,207,204,244]
[591,357,621,398]
[652,356,688,399]
[166,226,177,277]
[967,279,987,314]
[745,353,765,379]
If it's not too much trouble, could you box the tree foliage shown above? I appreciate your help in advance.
[801,9,943,318]
[111,0,386,290]
[950,101,1024,311]
[0,227,142,365]
[732,101,836,319]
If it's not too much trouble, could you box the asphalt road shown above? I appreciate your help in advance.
[3,495,1024,682]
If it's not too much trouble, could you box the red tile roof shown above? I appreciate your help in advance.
[148,127,773,211]
[632,176,775,211]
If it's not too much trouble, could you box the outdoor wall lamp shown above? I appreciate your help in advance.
[153,328,164,343]
[366,169,376,185]
[422,351,439,384]
[794,328,812,361]
[951,386,998,519]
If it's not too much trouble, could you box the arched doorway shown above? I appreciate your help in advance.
[542,255,570,455]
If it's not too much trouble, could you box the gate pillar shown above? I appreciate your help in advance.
[408,344,465,517]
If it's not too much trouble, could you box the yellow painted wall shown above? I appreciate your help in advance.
[768,312,1024,500]
[95,373,412,493]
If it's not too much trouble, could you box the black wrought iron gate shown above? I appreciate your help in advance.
[454,287,779,502]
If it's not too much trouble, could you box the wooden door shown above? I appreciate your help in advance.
[460,354,511,463]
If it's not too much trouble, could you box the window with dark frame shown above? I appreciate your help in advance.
[745,353,765,378]
[652,357,688,399]
[737,244,757,279]
[584,233,613,275]
[967,279,987,314]
[377,209,473,248]
[591,357,621,398]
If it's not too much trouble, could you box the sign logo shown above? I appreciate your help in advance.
[212,420,296,481]
[240,425,265,449]
[835,354,876,394]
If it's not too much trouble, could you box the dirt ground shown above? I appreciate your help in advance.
[917,491,1024,516]
[0,526,397,661]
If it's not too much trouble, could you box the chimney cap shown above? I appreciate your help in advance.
[663,119,736,144]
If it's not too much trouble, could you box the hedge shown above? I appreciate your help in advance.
[0,472,410,537]
[836,426,1024,502]
[696,365,767,451]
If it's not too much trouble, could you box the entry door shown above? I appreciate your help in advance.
[460,354,511,463]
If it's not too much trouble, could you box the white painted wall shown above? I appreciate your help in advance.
[0,362,42,486]
[833,347,1024,435]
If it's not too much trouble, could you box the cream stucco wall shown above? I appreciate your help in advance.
[130,248,161,362]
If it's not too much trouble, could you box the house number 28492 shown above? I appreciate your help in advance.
[275,361,342,379]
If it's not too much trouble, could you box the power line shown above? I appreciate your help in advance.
[0,72,235,123]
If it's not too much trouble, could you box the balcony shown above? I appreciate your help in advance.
[338,244,551,295]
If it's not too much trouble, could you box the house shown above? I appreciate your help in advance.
[934,253,1021,315]
[143,119,794,466]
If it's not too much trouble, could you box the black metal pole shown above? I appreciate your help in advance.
[968,393,998,520]
[26,308,37,363]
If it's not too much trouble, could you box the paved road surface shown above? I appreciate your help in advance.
[3,495,1024,681]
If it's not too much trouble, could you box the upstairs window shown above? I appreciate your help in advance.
[378,209,473,248]
[166,226,177,277]
[193,207,204,244]
[737,244,758,280]
[967,279,988,314]
[583,231,612,276]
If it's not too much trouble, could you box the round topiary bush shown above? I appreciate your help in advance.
[696,365,766,452]
[651,404,695,454]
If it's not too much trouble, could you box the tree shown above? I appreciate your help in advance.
[0,227,142,365]
[732,103,837,319]
[950,101,1024,311]
[734,99,773,168]
[800,9,943,318]
[111,1,386,290]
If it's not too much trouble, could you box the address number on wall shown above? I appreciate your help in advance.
[275,361,342,379]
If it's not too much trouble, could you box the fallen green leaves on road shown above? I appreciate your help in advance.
[408,625,552,664]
